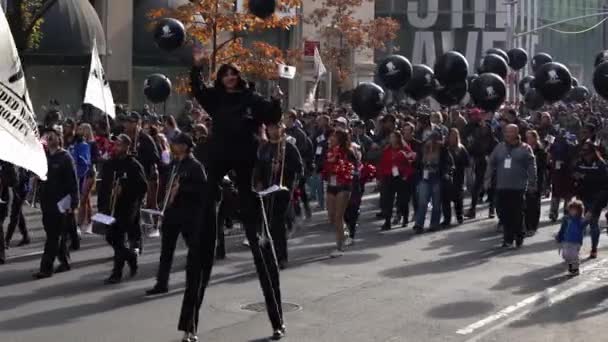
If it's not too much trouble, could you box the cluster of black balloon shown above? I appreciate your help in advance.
[353,49,512,118]
[593,50,608,101]
[517,52,589,109]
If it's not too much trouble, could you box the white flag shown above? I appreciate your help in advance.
[314,47,327,79]
[0,7,47,180]
[278,64,296,79]
[84,40,115,118]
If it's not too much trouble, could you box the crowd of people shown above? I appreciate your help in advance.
[3,62,608,340]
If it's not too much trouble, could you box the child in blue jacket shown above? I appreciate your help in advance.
[556,199,588,276]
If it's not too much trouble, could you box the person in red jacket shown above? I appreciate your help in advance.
[377,131,416,230]
[322,129,355,257]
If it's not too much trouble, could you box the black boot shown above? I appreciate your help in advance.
[272,325,286,340]
[146,284,169,296]
[126,251,138,278]
[104,272,122,284]
[465,208,476,219]
[381,219,391,231]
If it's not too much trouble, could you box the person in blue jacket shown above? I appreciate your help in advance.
[556,200,588,276]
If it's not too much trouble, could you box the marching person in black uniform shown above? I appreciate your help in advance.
[123,111,160,253]
[34,128,79,279]
[256,122,304,269]
[0,161,17,264]
[190,50,286,340]
[146,133,207,342]
[5,167,31,247]
[98,134,148,284]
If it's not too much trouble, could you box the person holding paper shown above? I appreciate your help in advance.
[255,122,304,269]
[98,134,147,284]
[34,128,79,279]
[485,124,537,249]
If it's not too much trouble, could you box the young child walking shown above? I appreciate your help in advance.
[556,200,587,276]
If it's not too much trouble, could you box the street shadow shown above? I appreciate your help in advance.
[509,285,608,328]
[427,300,496,319]
[320,252,381,265]
[0,287,155,330]
[490,263,570,295]
[379,247,507,279]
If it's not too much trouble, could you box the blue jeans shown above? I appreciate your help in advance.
[584,199,600,250]
[308,173,325,209]
[415,179,441,228]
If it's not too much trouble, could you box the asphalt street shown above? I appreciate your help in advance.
[1,195,607,342]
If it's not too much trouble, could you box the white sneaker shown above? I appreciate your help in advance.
[82,223,93,235]
[242,238,250,247]
[344,237,354,247]
[329,249,344,258]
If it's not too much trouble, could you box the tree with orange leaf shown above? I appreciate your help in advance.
[149,0,301,81]
[306,0,399,93]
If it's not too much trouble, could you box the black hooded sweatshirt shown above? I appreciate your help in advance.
[190,66,282,161]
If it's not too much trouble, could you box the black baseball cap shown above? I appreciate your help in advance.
[171,132,194,148]
[127,111,141,123]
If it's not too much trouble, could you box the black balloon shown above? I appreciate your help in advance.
[531,53,553,73]
[377,55,413,90]
[568,86,590,103]
[432,81,467,106]
[144,74,172,103]
[403,64,435,101]
[352,82,385,119]
[534,62,572,102]
[595,50,608,67]
[478,54,508,79]
[593,61,608,100]
[434,51,469,85]
[153,18,186,52]
[469,73,506,112]
[518,75,535,95]
[486,48,509,65]
[249,0,276,19]
[507,48,528,70]
[466,74,479,88]
[524,88,544,110]
[572,78,579,87]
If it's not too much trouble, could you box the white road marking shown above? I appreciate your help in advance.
[6,250,43,259]
[457,258,608,336]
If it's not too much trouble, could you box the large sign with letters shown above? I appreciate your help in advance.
[383,0,508,70]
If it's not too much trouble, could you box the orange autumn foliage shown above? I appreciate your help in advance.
[306,0,399,85]
[148,0,302,87]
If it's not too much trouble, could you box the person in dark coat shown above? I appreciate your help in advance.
[4,167,30,248]
[98,134,148,284]
[34,128,79,278]
[524,130,548,236]
[255,123,303,269]
[146,133,209,342]
[123,111,160,253]
[443,128,469,226]
[190,54,286,341]
[0,161,17,263]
